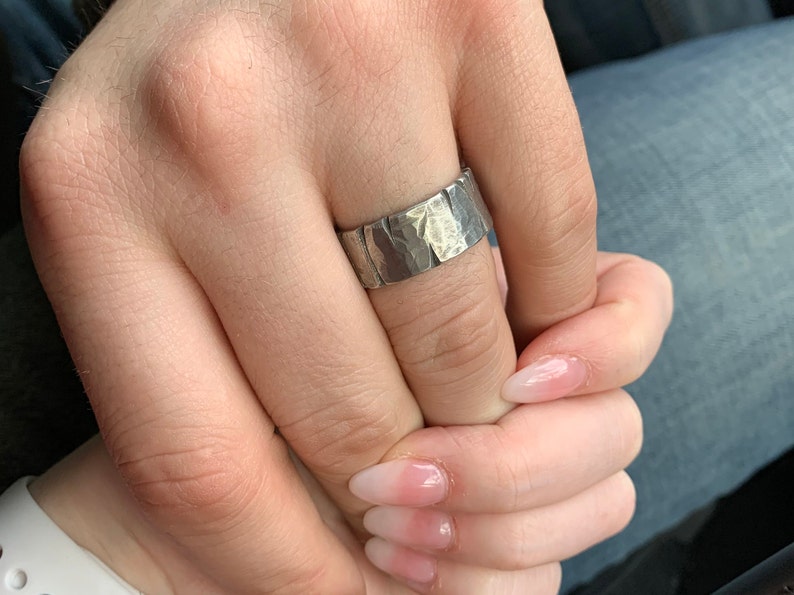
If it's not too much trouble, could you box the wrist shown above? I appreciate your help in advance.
[28,436,204,594]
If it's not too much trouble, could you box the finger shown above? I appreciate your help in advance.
[350,390,642,513]
[128,15,424,530]
[312,4,516,426]
[366,237,516,426]
[502,252,674,403]
[150,11,514,539]
[455,1,599,348]
[21,187,363,592]
[365,539,562,595]
[362,471,635,570]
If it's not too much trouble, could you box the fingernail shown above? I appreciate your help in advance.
[363,506,454,551]
[364,537,437,585]
[349,459,448,506]
[501,356,588,403]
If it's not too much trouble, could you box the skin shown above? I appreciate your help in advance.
[19,0,672,591]
[29,249,671,594]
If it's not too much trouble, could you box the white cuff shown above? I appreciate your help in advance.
[0,477,140,594]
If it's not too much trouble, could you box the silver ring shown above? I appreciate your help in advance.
[337,168,493,289]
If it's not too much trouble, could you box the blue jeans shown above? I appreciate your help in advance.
[562,17,794,591]
[2,3,793,592]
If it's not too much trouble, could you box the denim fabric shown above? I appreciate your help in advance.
[561,18,794,591]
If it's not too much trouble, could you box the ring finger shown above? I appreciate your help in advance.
[325,29,516,426]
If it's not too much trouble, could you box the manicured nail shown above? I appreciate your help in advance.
[501,356,588,403]
[365,537,437,585]
[349,459,448,506]
[363,506,454,551]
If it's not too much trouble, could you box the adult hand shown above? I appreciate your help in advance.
[22,0,599,591]
[28,251,671,594]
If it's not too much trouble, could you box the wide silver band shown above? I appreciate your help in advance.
[338,168,493,288]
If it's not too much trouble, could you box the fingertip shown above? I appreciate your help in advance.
[501,355,589,403]
[364,537,438,586]
[349,459,449,507]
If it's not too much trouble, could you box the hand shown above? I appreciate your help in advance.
[28,437,403,594]
[28,250,671,594]
[348,250,672,591]
[23,0,599,590]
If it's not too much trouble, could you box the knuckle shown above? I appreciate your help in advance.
[490,432,537,511]
[112,425,263,532]
[20,99,111,245]
[270,558,340,595]
[285,0,424,125]
[613,254,674,337]
[141,12,264,174]
[280,397,402,482]
[391,284,505,378]
[20,71,161,250]
[529,170,598,267]
[603,270,665,385]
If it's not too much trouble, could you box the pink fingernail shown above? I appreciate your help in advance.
[349,459,447,506]
[363,506,454,551]
[501,356,588,403]
[364,537,437,585]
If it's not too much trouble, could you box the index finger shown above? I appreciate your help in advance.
[454,1,598,348]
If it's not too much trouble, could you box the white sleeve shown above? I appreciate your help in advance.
[0,477,141,594]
